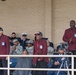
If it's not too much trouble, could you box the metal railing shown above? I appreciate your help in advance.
[0,55,76,75]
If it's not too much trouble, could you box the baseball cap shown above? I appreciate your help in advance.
[35,31,43,36]
[57,45,64,51]
[22,33,27,36]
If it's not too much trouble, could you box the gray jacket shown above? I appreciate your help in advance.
[10,44,23,55]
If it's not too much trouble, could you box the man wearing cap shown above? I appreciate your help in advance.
[20,33,29,49]
[10,39,23,68]
[33,31,48,75]
[47,47,70,75]
[10,39,23,55]
[0,27,10,75]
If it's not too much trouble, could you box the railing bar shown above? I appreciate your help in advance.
[8,68,72,71]
[0,68,8,70]
[0,55,76,57]
[0,68,72,71]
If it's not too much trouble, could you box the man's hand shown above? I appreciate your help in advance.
[12,45,16,50]
[6,56,8,60]
[54,61,60,65]
[69,38,72,43]
[38,58,41,61]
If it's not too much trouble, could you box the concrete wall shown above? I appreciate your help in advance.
[52,0,76,47]
[0,0,76,47]
[0,0,45,38]
[0,0,52,40]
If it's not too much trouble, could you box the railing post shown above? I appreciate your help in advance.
[72,56,74,75]
[8,55,10,75]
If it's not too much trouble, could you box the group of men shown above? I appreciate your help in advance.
[0,20,76,75]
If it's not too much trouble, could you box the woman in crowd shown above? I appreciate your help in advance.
[26,40,34,55]
[13,50,32,75]
[47,40,54,55]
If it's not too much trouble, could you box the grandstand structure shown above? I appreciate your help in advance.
[0,0,76,75]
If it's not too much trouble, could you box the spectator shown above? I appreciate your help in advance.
[10,32,16,40]
[47,40,54,55]
[0,27,10,75]
[47,47,70,75]
[33,31,48,75]
[9,37,13,46]
[26,40,34,55]
[10,39,23,68]
[50,42,54,48]
[10,39,23,55]
[20,33,29,49]
[10,32,21,46]
[63,20,76,74]
[13,50,32,75]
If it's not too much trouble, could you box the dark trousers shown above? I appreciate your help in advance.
[0,59,7,75]
[32,60,47,75]
[69,50,76,75]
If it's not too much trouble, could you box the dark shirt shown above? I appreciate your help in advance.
[20,38,29,49]
[52,53,70,68]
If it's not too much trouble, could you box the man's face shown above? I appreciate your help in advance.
[58,50,64,54]
[11,34,16,38]
[70,21,75,29]
[27,43,32,47]
[22,50,28,55]
[22,36,27,40]
[0,31,3,36]
[13,41,18,46]
[47,42,50,47]
[35,35,42,40]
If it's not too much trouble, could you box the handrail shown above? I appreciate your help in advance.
[0,55,76,57]
[0,55,75,75]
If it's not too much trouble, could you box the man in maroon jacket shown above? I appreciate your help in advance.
[33,31,48,75]
[0,27,10,75]
[63,20,76,74]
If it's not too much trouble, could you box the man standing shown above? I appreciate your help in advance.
[63,20,76,74]
[0,27,10,75]
[33,31,48,75]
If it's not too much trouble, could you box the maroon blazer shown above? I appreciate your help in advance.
[63,27,76,51]
[33,39,48,65]
[0,34,10,58]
